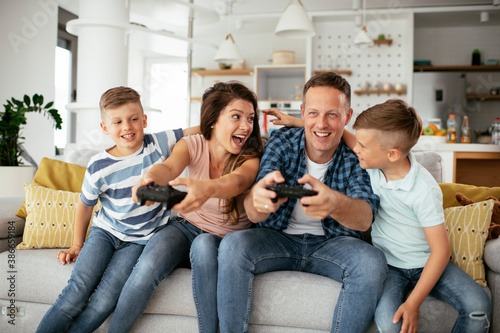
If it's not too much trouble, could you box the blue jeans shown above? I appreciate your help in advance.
[36,226,144,333]
[108,217,220,333]
[375,263,492,333]
[217,228,387,333]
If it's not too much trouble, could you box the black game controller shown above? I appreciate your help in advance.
[266,184,318,203]
[136,183,187,210]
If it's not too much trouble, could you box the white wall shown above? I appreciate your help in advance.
[0,0,58,166]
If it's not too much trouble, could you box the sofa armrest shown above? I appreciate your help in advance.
[0,195,25,238]
[485,238,500,274]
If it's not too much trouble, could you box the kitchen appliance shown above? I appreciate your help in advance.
[413,72,467,138]
[259,101,302,136]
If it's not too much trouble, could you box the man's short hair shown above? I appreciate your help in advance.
[303,72,351,110]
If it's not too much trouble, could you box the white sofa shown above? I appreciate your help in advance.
[0,152,499,332]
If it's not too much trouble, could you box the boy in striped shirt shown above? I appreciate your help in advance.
[36,86,198,332]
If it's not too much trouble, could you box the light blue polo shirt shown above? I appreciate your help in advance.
[369,152,445,269]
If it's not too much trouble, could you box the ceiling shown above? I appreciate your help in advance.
[61,0,500,28]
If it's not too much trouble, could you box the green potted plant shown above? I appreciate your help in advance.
[0,93,62,166]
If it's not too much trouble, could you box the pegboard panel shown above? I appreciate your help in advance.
[312,16,411,126]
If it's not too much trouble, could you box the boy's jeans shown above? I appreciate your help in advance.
[217,228,387,333]
[36,226,144,333]
[375,263,492,333]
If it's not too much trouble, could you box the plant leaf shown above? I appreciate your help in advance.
[24,94,31,106]
[44,101,53,108]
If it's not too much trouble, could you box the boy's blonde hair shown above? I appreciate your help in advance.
[99,86,143,120]
[353,99,422,155]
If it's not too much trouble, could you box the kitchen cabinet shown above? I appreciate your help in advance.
[255,65,306,101]
[454,152,500,187]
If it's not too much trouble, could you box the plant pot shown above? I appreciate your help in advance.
[0,165,35,198]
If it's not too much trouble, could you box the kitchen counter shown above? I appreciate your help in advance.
[413,137,500,152]
[413,137,500,185]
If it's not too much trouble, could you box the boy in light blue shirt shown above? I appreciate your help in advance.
[348,99,491,333]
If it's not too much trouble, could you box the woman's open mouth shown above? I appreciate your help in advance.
[233,134,246,147]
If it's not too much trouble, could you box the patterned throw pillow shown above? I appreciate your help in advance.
[16,157,87,219]
[444,199,493,287]
[16,183,98,249]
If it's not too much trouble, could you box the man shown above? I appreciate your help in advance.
[217,72,387,333]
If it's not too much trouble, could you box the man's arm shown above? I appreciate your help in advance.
[243,171,288,223]
[183,126,200,136]
[299,174,373,231]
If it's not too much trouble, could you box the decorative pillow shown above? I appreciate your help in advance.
[16,183,99,249]
[16,158,87,219]
[444,199,493,287]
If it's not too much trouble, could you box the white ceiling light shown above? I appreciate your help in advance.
[275,0,316,39]
[354,0,373,48]
[214,1,243,64]
[214,33,243,63]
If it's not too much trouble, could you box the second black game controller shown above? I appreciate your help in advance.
[266,184,318,203]
[136,183,187,210]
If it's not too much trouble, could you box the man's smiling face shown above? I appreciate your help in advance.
[301,86,352,164]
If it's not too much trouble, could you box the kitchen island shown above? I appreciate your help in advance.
[413,137,500,186]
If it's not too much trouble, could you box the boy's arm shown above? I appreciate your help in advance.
[393,223,450,332]
[57,199,94,265]
[183,125,200,136]
[342,129,357,150]
[262,108,304,128]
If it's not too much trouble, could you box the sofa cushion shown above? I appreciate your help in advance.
[485,238,500,273]
[17,184,96,249]
[16,158,87,219]
[444,199,493,287]
[439,183,500,209]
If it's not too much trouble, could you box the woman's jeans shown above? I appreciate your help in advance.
[107,217,221,333]
[35,226,145,333]
[375,262,492,333]
[217,228,388,333]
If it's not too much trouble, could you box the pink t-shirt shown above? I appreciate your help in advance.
[178,134,253,237]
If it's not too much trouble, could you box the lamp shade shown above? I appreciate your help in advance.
[214,33,243,63]
[275,0,316,39]
[354,26,374,48]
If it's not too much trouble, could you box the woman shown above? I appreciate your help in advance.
[107,81,264,333]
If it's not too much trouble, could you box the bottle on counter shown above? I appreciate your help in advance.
[461,114,471,143]
[492,117,500,145]
[446,114,457,143]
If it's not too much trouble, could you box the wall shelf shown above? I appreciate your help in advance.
[373,39,392,46]
[313,70,352,76]
[191,69,254,76]
[354,90,406,96]
[467,94,500,101]
[414,65,500,72]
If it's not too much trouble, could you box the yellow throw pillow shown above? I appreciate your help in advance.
[16,158,87,219]
[444,199,493,287]
[16,183,98,249]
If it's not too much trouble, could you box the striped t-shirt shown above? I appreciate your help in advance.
[80,129,183,244]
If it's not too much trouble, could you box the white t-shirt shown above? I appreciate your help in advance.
[284,154,329,236]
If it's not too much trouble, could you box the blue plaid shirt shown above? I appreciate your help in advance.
[256,127,379,239]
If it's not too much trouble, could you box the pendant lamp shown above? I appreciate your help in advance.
[354,0,374,48]
[214,33,243,63]
[275,0,316,39]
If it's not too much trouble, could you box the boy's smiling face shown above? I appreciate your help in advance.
[353,128,390,170]
[100,102,147,157]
